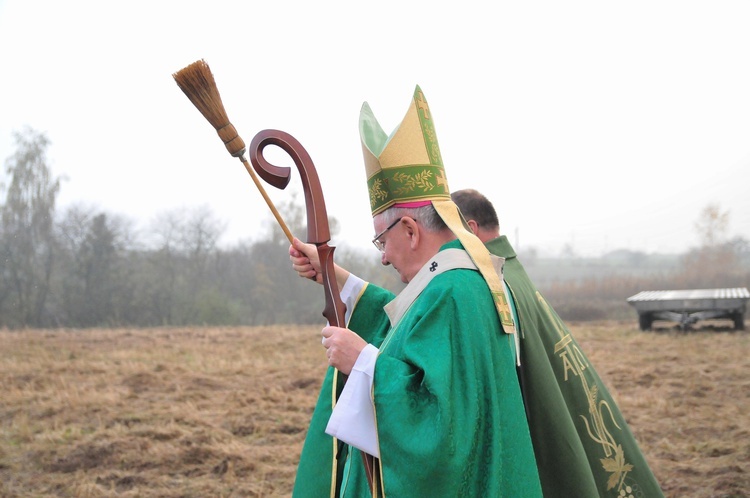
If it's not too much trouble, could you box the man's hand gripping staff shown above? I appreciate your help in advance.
[248,129,346,329]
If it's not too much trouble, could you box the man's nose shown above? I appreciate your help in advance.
[380,252,391,266]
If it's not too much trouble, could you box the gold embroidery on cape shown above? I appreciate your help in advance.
[536,291,637,493]
[492,290,515,330]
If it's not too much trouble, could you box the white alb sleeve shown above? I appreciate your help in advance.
[339,273,366,324]
[324,343,379,458]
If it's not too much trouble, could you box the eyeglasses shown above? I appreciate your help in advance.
[372,217,410,253]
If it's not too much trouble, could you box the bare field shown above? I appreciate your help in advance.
[1,322,748,497]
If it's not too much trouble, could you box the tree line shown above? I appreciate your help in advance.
[2,127,747,329]
[0,127,398,329]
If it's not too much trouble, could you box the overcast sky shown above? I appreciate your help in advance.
[1,0,748,257]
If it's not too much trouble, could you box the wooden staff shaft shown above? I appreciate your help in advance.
[239,156,294,244]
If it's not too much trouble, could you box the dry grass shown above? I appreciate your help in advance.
[0,322,747,497]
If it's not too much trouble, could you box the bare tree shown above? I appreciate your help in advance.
[679,203,742,288]
[694,203,729,248]
[56,204,137,326]
[141,206,227,324]
[0,128,61,327]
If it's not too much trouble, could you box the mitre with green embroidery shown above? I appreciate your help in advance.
[358,85,517,335]
[359,85,451,216]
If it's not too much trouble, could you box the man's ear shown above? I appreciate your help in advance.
[467,219,479,236]
[404,217,419,248]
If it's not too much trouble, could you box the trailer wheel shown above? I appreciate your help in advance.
[734,312,745,330]
[638,312,653,331]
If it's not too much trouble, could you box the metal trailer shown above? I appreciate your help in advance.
[626,287,750,331]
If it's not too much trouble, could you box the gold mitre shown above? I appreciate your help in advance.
[360,85,451,216]
[358,86,517,335]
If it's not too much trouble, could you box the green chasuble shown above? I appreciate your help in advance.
[293,241,543,497]
[486,236,664,498]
